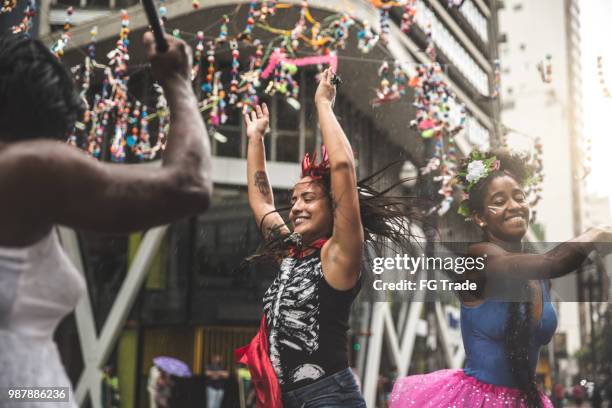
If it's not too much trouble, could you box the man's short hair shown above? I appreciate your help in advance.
[0,34,82,141]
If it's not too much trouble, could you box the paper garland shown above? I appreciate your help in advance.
[48,0,540,222]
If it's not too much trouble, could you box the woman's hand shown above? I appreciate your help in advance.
[315,68,337,106]
[244,103,269,141]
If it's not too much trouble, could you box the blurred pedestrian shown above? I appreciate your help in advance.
[572,383,585,406]
[155,370,173,408]
[101,365,120,408]
[591,381,603,408]
[147,365,161,408]
[552,382,565,408]
[206,354,229,408]
[0,31,211,408]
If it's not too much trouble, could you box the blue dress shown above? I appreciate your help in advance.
[462,280,558,387]
[391,280,557,407]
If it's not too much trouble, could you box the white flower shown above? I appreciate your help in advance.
[466,160,487,183]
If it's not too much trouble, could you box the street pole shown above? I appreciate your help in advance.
[587,275,596,379]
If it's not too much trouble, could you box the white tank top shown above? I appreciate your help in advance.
[0,228,85,407]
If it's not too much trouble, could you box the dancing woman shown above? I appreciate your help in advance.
[391,150,610,408]
[0,33,211,407]
[238,68,417,407]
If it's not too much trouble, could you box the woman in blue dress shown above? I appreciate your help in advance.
[391,149,611,407]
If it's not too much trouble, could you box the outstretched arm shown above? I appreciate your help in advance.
[0,33,212,239]
[317,68,364,291]
[244,104,289,239]
[469,228,610,280]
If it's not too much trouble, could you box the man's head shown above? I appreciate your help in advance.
[211,354,223,365]
[0,34,82,141]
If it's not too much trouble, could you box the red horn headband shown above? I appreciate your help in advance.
[301,145,330,179]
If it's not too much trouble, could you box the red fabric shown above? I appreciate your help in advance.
[287,238,328,259]
[235,316,283,408]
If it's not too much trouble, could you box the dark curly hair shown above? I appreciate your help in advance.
[0,34,82,141]
[459,149,542,408]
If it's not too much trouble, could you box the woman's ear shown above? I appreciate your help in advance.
[472,212,487,229]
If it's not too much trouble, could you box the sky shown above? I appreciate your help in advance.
[580,0,612,202]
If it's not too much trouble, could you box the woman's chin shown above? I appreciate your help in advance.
[293,224,306,235]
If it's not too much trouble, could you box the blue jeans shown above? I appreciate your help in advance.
[282,368,366,408]
[206,386,224,408]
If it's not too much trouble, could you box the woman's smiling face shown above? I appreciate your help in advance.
[476,174,530,242]
[288,177,333,244]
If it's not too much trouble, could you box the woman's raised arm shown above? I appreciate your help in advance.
[316,68,364,291]
[0,33,212,240]
[244,104,289,239]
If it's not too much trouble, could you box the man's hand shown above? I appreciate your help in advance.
[314,68,337,106]
[144,32,192,83]
[244,103,269,141]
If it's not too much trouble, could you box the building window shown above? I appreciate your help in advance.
[415,0,489,95]
[213,70,320,163]
[459,0,490,43]
[465,115,490,150]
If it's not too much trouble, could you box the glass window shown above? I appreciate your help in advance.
[459,0,489,43]
[465,115,490,150]
[415,0,489,95]
[215,125,242,158]
[276,97,300,132]
[276,132,300,162]
[304,101,317,155]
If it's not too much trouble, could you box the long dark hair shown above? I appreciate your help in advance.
[244,161,425,264]
[462,149,542,408]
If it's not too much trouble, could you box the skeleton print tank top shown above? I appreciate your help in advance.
[262,250,360,391]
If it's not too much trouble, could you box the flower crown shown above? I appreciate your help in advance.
[301,145,330,179]
[455,150,500,218]
[455,148,543,220]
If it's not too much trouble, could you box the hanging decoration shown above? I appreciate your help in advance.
[201,40,216,94]
[158,0,167,24]
[1,0,17,14]
[44,0,486,221]
[537,54,552,83]
[11,0,35,34]
[50,6,74,57]
[218,14,229,43]
[406,22,466,216]
[229,39,240,104]
[259,1,277,21]
[401,0,417,32]
[191,30,205,80]
[240,1,258,41]
[260,49,338,79]
[491,58,501,98]
[527,137,544,207]
[290,0,308,49]
[357,21,379,53]
[597,56,611,98]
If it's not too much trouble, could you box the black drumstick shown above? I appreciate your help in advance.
[141,0,168,52]
[331,73,342,87]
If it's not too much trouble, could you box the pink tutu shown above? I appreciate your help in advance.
[390,369,553,408]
